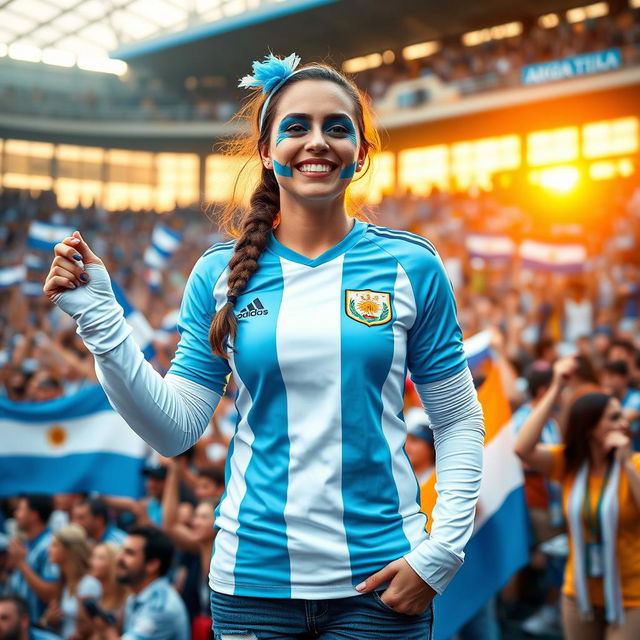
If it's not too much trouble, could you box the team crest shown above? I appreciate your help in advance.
[345,290,392,327]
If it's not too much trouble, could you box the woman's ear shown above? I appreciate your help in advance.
[259,143,271,169]
[356,146,368,172]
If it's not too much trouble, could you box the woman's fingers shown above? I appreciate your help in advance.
[43,275,77,296]
[52,255,89,286]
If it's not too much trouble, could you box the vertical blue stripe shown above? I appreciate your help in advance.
[340,245,410,583]
[231,257,292,595]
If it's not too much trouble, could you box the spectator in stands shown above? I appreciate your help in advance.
[86,526,189,640]
[40,525,101,639]
[88,543,128,629]
[515,357,640,640]
[607,339,640,387]
[192,468,224,502]
[71,500,126,547]
[161,459,216,625]
[0,594,61,640]
[24,371,64,403]
[7,495,59,621]
[602,360,640,450]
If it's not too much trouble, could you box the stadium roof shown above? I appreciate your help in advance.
[0,0,604,78]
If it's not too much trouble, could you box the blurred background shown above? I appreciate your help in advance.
[1,1,640,639]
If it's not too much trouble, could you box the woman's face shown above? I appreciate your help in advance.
[49,537,66,565]
[191,503,215,542]
[90,544,110,580]
[263,79,366,204]
[590,398,628,446]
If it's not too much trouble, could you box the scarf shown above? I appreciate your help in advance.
[567,458,624,625]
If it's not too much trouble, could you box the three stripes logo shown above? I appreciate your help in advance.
[236,297,269,319]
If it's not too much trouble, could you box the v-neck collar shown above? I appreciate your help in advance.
[267,219,367,267]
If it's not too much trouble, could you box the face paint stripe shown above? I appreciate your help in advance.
[273,159,293,177]
[339,162,357,179]
[276,116,310,147]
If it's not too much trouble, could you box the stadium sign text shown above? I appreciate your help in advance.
[522,48,621,86]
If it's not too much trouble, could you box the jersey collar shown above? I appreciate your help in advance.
[267,219,367,267]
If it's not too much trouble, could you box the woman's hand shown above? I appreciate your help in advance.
[43,231,104,301]
[41,600,64,627]
[355,557,436,615]
[604,430,632,463]
[551,356,577,388]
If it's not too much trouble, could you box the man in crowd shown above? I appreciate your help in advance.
[6,497,59,621]
[0,594,61,640]
[71,498,127,546]
[90,526,189,640]
[602,359,640,450]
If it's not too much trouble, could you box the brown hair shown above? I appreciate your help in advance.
[208,62,380,358]
[54,524,91,596]
[564,392,612,474]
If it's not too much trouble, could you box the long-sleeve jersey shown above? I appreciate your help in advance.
[53,219,483,601]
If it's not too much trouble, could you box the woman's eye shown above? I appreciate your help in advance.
[328,126,349,135]
[286,124,307,133]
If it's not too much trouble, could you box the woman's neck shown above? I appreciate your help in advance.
[589,441,609,474]
[275,192,352,259]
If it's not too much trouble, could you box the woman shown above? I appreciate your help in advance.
[515,357,640,639]
[40,524,101,639]
[43,54,484,638]
[88,543,127,628]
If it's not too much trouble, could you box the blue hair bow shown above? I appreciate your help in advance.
[238,53,301,94]
[239,53,303,130]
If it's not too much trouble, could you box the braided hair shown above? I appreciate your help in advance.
[209,64,378,358]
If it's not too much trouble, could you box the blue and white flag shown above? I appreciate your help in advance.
[0,265,26,289]
[111,279,156,361]
[0,385,147,498]
[422,338,530,639]
[520,239,586,274]
[463,329,492,373]
[27,221,75,252]
[24,252,49,272]
[466,233,515,263]
[22,281,45,298]
[143,224,182,270]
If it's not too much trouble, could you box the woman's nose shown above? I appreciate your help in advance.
[305,127,330,152]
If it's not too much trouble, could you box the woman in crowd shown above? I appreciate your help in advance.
[40,524,101,639]
[515,356,640,639]
[44,53,484,638]
[88,543,127,628]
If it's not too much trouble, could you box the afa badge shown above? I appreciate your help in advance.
[345,290,392,327]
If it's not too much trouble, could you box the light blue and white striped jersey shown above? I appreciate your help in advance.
[168,219,467,599]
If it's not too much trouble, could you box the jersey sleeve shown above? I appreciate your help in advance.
[406,251,467,384]
[167,251,232,395]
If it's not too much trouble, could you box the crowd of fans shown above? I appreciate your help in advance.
[0,176,639,638]
[2,6,640,123]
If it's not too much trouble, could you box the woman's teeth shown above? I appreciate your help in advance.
[297,164,334,172]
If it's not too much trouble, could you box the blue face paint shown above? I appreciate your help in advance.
[273,159,293,177]
[323,116,358,147]
[339,162,357,179]
[276,116,310,146]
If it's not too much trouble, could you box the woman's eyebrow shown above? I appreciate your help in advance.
[280,112,353,122]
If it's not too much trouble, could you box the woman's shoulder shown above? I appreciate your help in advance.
[363,224,443,275]
[189,240,236,281]
[77,573,102,598]
[200,239,236,263]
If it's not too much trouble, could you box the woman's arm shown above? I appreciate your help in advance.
[513,356,575,474]
[161,460,199,553]
[44,233,225,456]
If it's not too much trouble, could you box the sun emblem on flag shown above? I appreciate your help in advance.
[345,290,392,326]
[47,424,67,448]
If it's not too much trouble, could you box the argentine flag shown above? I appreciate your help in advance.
[143,223,182,291]
[27,221,75,252]
[0,385,147,498]
[0,265,26,289]
[520,239,586,274]
[422,333,530,640]
[466,233,515,263]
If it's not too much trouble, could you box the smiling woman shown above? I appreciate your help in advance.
[44,53,485,640]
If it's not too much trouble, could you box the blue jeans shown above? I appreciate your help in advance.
[210,589,433,639]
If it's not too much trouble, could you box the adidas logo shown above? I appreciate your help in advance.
[236,297,269,318]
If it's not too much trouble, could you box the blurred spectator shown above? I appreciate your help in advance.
[40,525,101,639]
[404,408,435,484]
[88,543,128,629]
[7,496,59,621]
[601,360,640,450]
[71,500,126,547]
[86,526,189,640]
[0,594,61,640]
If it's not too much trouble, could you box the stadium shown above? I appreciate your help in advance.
[1,0,640,639]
